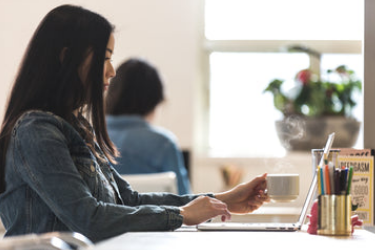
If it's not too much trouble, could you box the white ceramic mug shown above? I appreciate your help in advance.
[266,174,300,202]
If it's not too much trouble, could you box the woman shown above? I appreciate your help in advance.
[106,58,191,195]
[0,5,268,243]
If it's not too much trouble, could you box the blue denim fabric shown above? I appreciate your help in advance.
[0,111,201,243]
[106,115,191,195]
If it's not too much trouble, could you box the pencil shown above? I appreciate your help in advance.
[324,165,331,195]
[328,162,334,194]
[334,168,340,195]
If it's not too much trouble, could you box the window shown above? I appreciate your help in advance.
[204,0,364,157]
[205,0,363,41]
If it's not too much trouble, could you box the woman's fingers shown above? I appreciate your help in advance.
[204,197,232,221]
[180,196,232,225]
[211,198,232,220]
[221,213,231,222]
[245,189,270,211]
[254,174,268,192]
[257,189,270,202]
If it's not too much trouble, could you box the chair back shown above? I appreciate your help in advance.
[122,171,178,194]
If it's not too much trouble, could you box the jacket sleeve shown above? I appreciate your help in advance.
[13,115,184,243]
[110,166,198,205]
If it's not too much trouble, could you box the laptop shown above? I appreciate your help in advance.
[197,133,335,232]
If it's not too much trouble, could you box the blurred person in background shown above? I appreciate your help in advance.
[105,58,191,194]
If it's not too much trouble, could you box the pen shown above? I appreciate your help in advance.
[346,166,354,195]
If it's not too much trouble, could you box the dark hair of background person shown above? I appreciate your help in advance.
[0,4,118,193]
[105,58,165,116]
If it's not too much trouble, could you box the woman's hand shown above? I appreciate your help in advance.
[214,173,269,214]
[180,196,231,225]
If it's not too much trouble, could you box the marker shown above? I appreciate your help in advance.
[346,166,354,195]
[320,167,325,195]
[340,167,348,194]
[316,168,322,195]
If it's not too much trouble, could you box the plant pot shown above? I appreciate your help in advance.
[275,116,361,151]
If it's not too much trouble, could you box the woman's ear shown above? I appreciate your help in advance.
[59,47,68,63]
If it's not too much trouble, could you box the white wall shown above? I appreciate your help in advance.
[0,0,202,149]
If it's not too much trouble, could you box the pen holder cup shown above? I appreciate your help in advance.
[317,195,352,236]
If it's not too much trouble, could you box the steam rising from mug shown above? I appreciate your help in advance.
[278,116,306,149]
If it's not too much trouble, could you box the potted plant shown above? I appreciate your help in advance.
[263,65,362,150]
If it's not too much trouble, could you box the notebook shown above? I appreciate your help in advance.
[197,133,335,232]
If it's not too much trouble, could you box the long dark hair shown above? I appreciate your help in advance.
[105,58,165,116]
[0,5,118,193]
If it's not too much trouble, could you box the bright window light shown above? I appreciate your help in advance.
[209,53,309,157]
[205,0,363,40]
[209,53,363,157]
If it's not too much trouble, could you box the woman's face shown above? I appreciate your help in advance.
[79,33,116,91]
[103,33,115,91]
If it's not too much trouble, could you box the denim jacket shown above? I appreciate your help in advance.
[0,110,202,243]
[106,115,191,195]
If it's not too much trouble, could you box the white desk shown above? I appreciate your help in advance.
[92,227,375,250]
